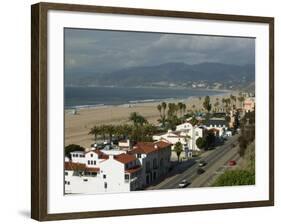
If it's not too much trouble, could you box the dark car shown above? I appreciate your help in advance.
[197,168,205,175]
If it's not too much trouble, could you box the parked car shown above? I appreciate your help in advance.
[178,179,190,188]
[228,160,237,166]
[197,168,205,175]
[198,160,207,167]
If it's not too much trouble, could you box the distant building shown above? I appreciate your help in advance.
[118,139,132,150]
[243,97,255,113]
[152,122,205,161]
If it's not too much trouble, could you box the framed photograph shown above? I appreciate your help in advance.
[31,2,274,221]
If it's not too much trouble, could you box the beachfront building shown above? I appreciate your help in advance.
[152,122,204,160]
[65,150,141,194]
[153,122,204,151]
[153,130,189,149]
[65,140,172,193]
[203,118,228,137]
[175,122,204,151]
[130,141,172,187]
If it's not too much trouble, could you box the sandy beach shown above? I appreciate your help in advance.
[65,92,236,148]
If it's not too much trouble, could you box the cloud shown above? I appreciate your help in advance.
[64,28,255,75]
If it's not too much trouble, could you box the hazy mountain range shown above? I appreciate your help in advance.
[65,62,255,90]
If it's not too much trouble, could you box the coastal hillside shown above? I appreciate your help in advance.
[65,62,255,90]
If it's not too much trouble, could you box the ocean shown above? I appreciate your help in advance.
[64,86,226,109]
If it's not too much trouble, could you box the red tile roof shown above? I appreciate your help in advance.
[65,162,100,173]
[131,141,172,154]
[64,162,86,171]
[85,149,109,160]
[85,167,100,173]
[125,165,141,174]
[93,150,109,160]
[114,153,137,164]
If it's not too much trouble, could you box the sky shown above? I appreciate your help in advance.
[65,28,255,75]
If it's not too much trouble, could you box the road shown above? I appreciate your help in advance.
[146,134,240,190]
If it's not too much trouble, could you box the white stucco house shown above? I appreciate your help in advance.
[153,122,205,154]
[129,141,172,187]
[65,141,172,194]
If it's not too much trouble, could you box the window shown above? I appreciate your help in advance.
[103,174,106,179]
[94,160,96,165]
[145,161,151,173]
[83,179,88,182]
[160,158,163,167]
[79,154,83,157]
[125,174,130,182]
[65,171,68,176]
[87,160,90,165]
[104,182,107,189]
[91,153,93,157]
[90,160,93,165]
[91,172,97,177]
[65,181,70,185]
[137,154,141,158]
[153,158,157,169]
[195,131,199,136]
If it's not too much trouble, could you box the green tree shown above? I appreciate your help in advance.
[203,96,212,113]
[213,170,255,186]
[196,137,206,150]
[161,102,167,116]
[129,112,148,126]
[238,95,245,108]
[89,125,100,141]
[157,104,162,117]
[174,142,183,162]
[65,144,85,159]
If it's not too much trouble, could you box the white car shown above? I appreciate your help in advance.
[178,179,190,188]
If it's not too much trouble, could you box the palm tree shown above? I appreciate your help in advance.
[157,104,162,117]
[182,104,187,116]
[157,116,166,128]
[161,102,167,117]
[177,102,184,118]
[129,112,147,126]
[89,126,100,142]
[99,125,107,141]
[129,112,139,126]
[106,124,115,143]
[203,96,212,113]
[238,96,245,108]
[174,142,183,162]
[214,101,219,112]
[230,94,237,109]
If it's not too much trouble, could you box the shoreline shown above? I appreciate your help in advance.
[65,91,237,148]
[65,90,232,111]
